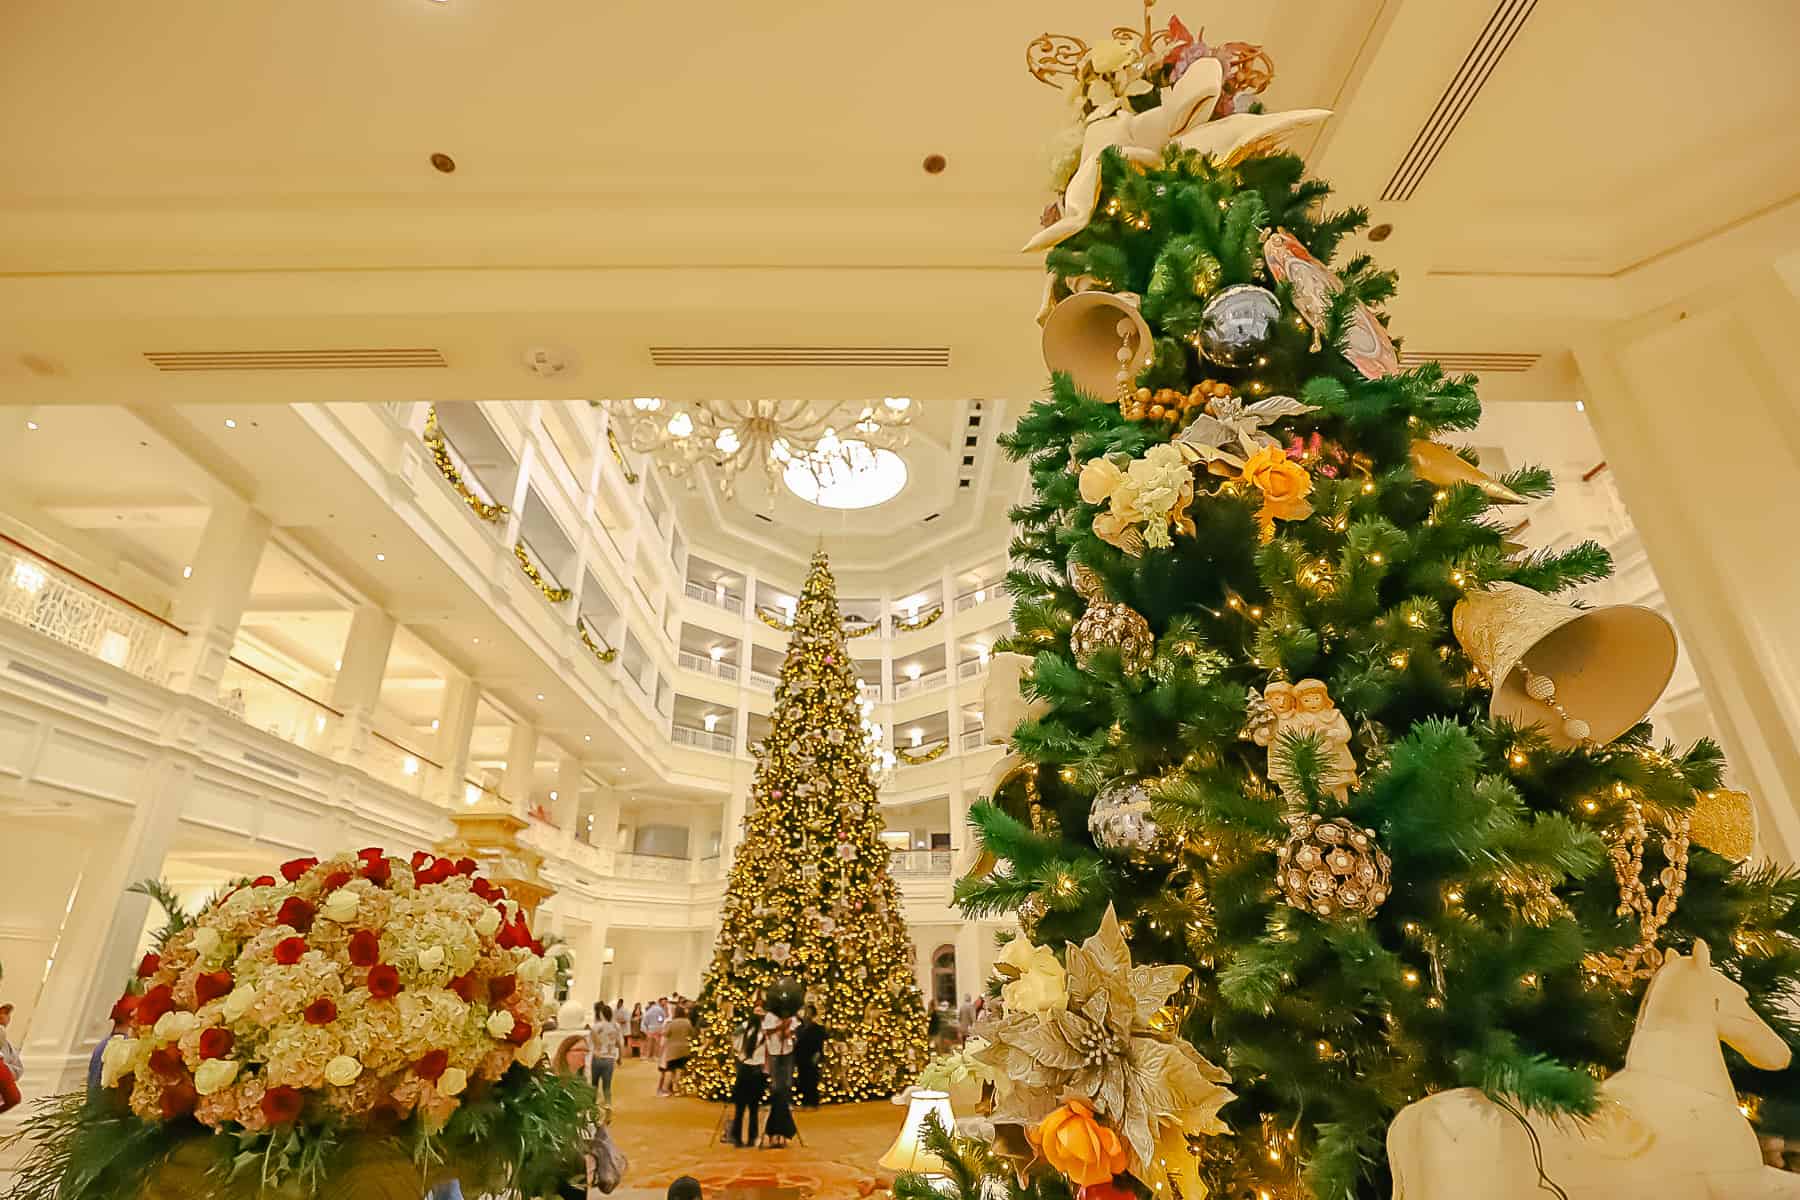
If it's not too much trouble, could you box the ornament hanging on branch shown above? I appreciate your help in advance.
[1088,777,1179,863]
[1689,788,1756,862]
[1196,283,1281,367]
[1042,289,1153,404]
[1252,679,1358,803]
[1409,440,1527,505]
[1276,814,1391,920]
[1261,227,1400,378]
[1453,582,1677,750]
[1586,795,1691,986]
[1068,563,1155,674]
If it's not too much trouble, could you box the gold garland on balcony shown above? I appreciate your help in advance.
[897,741,950,765]
[423,406,509,524]
[757,606,794,632]
[843,621,880,639]
[577,617,619,664]
[513,541,573,603]
[893,606,944,634]
[606,426,640,485]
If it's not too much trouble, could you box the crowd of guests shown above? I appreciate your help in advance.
[580,996,695,1105]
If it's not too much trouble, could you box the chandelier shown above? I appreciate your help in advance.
[606,395,914,503]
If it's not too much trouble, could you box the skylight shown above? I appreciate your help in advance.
[782,437,908,510]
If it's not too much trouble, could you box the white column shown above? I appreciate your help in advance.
[591,782,622,874]
[164,499,271,698]
[953,920,983,1008]
[435,671,481,807]
[501,721,539,815]
[21,754,188,1096]
[327,604,396,768]
[1573,260,1800,860]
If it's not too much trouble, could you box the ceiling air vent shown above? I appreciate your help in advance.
[649,346,950,368]
[1379,0,1537,202]
[1399,351,1540,373]
[144,348,447,372]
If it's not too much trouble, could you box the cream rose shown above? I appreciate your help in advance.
[1079,457,1125,505]
[193,1058,240,1096]
[486,1010,516,1040]
[324,1055,363,1087]
[321,888,360,923]
[1086,38,1137,75]
[153,1011,198,1042]
[100,1037,138,1088]
[439,1066,469,1097]
[190,926,222,960]
[515,1037,545,1069]
[222,984,257,1022]
[475,908,502,937]
[996,938,1068,1016]
[418,945,446,971]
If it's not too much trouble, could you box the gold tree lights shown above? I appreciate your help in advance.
[685,551,929,1101]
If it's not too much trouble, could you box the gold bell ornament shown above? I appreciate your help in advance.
[1042,289,1153,405]
[1453,582,1677,749]
[982,651,1052,746]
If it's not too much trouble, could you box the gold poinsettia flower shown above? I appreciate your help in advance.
[974,906,1234,1176]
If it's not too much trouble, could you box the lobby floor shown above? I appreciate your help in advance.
[606,1056,901,1200]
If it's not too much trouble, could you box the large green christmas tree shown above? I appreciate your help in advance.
[687,550,929,1102]
[935,18,1800,1200]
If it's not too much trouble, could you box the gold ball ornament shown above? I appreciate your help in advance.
[1690,788,1756,861]
[1277,815,1392,920]
[1068,563,1154,676]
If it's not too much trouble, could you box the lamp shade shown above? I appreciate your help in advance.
[880,1089,957,1175]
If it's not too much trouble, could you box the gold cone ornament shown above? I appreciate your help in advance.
[1043,290,1153,404]
[1453,582,1677,749]
[1410,440,1526,505]
[983,651,1051,745]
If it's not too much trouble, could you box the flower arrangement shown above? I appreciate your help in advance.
[6,849,592,1200]
[1078,444,1197,554]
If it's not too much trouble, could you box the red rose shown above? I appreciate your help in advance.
[260,1085,303,1125]
[455,857,477,876]
[303,997,338,1026]
[366,964,401,999]
[415,1049,449,1081]
[487,974,516,1004]
[135,985,175,1027]
[496,917,528,951]
[137,953,161,979]
[358,846,383,861]
[419,859,455,886]
[448,973,477,1003]
[252,875,277,888]
[198,1027,234,1060]
[470,879,499,902]
[360,856,391,885]
[194,970,234,1006]
[348,929,381,967]
[280,857,319,883]
[274,937,308,966]
[1080,1183,1136,1200]
[410,851,433,871]
[159,1080,198,1119]
[276,897,316,933]
[148,1045,184,1079]
[321,869,352,892]
[505,1018,532,1046]
[110,994,139,1024]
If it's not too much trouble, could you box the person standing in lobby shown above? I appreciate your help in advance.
[658,1003,693,1097]
[643,996,668,1065]
[589,1002,622,1107]
[729,1001,768,1148]
[793,1004,829,1109]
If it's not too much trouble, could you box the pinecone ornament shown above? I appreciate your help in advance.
[1277,814,1391,919]
[1068,563,1154,675]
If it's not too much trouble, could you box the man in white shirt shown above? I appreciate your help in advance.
[644,997,668,1063]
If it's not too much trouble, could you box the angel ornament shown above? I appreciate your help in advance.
[1176,393,1317,471]
[1255,679,1357,803]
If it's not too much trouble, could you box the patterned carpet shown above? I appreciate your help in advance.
[606,1057,901,1200]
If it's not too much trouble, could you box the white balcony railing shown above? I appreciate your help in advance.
[894,667,948,699]
[954,584,1003,613]
[216,657,340,756]
[960,727,989,752]
[677,650,740,682]
[616,852,691,882]
[0,543,186,685]
[361,732,444,801]
[672,724,734,754]
[956,657,988,681]
[684,580,744,615]
[750,670,780,693]
[888,848,954,878]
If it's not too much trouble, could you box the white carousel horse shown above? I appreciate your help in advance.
[1388,940,1798,1199]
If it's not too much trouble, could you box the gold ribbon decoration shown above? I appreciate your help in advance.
[513,541,573,604]
[423,406,508,524]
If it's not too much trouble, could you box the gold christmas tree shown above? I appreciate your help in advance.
[686,550,930,1101]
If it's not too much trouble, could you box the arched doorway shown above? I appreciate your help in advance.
[931,944,957,1008]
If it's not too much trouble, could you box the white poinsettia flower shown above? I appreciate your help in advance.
[194,1058,240,1096]
[324,1055,363,1087]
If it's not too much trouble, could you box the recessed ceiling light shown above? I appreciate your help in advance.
[584,734,592,742]
[431,719,440,731]
[223,418,237,429]
[25,420,39,431]
[333,659,343,671]
[375,552,386,562]
[1574,400,1586,413]
[472,637,480,644]
[536,693,545,701]
[181,565,193,579]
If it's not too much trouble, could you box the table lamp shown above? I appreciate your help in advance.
[880,1089,958,1185]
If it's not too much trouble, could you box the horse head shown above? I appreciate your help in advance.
[1644,940,1791,1070]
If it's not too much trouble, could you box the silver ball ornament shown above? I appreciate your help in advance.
[1197,284,1282,367]
[1088,778,1177,863]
